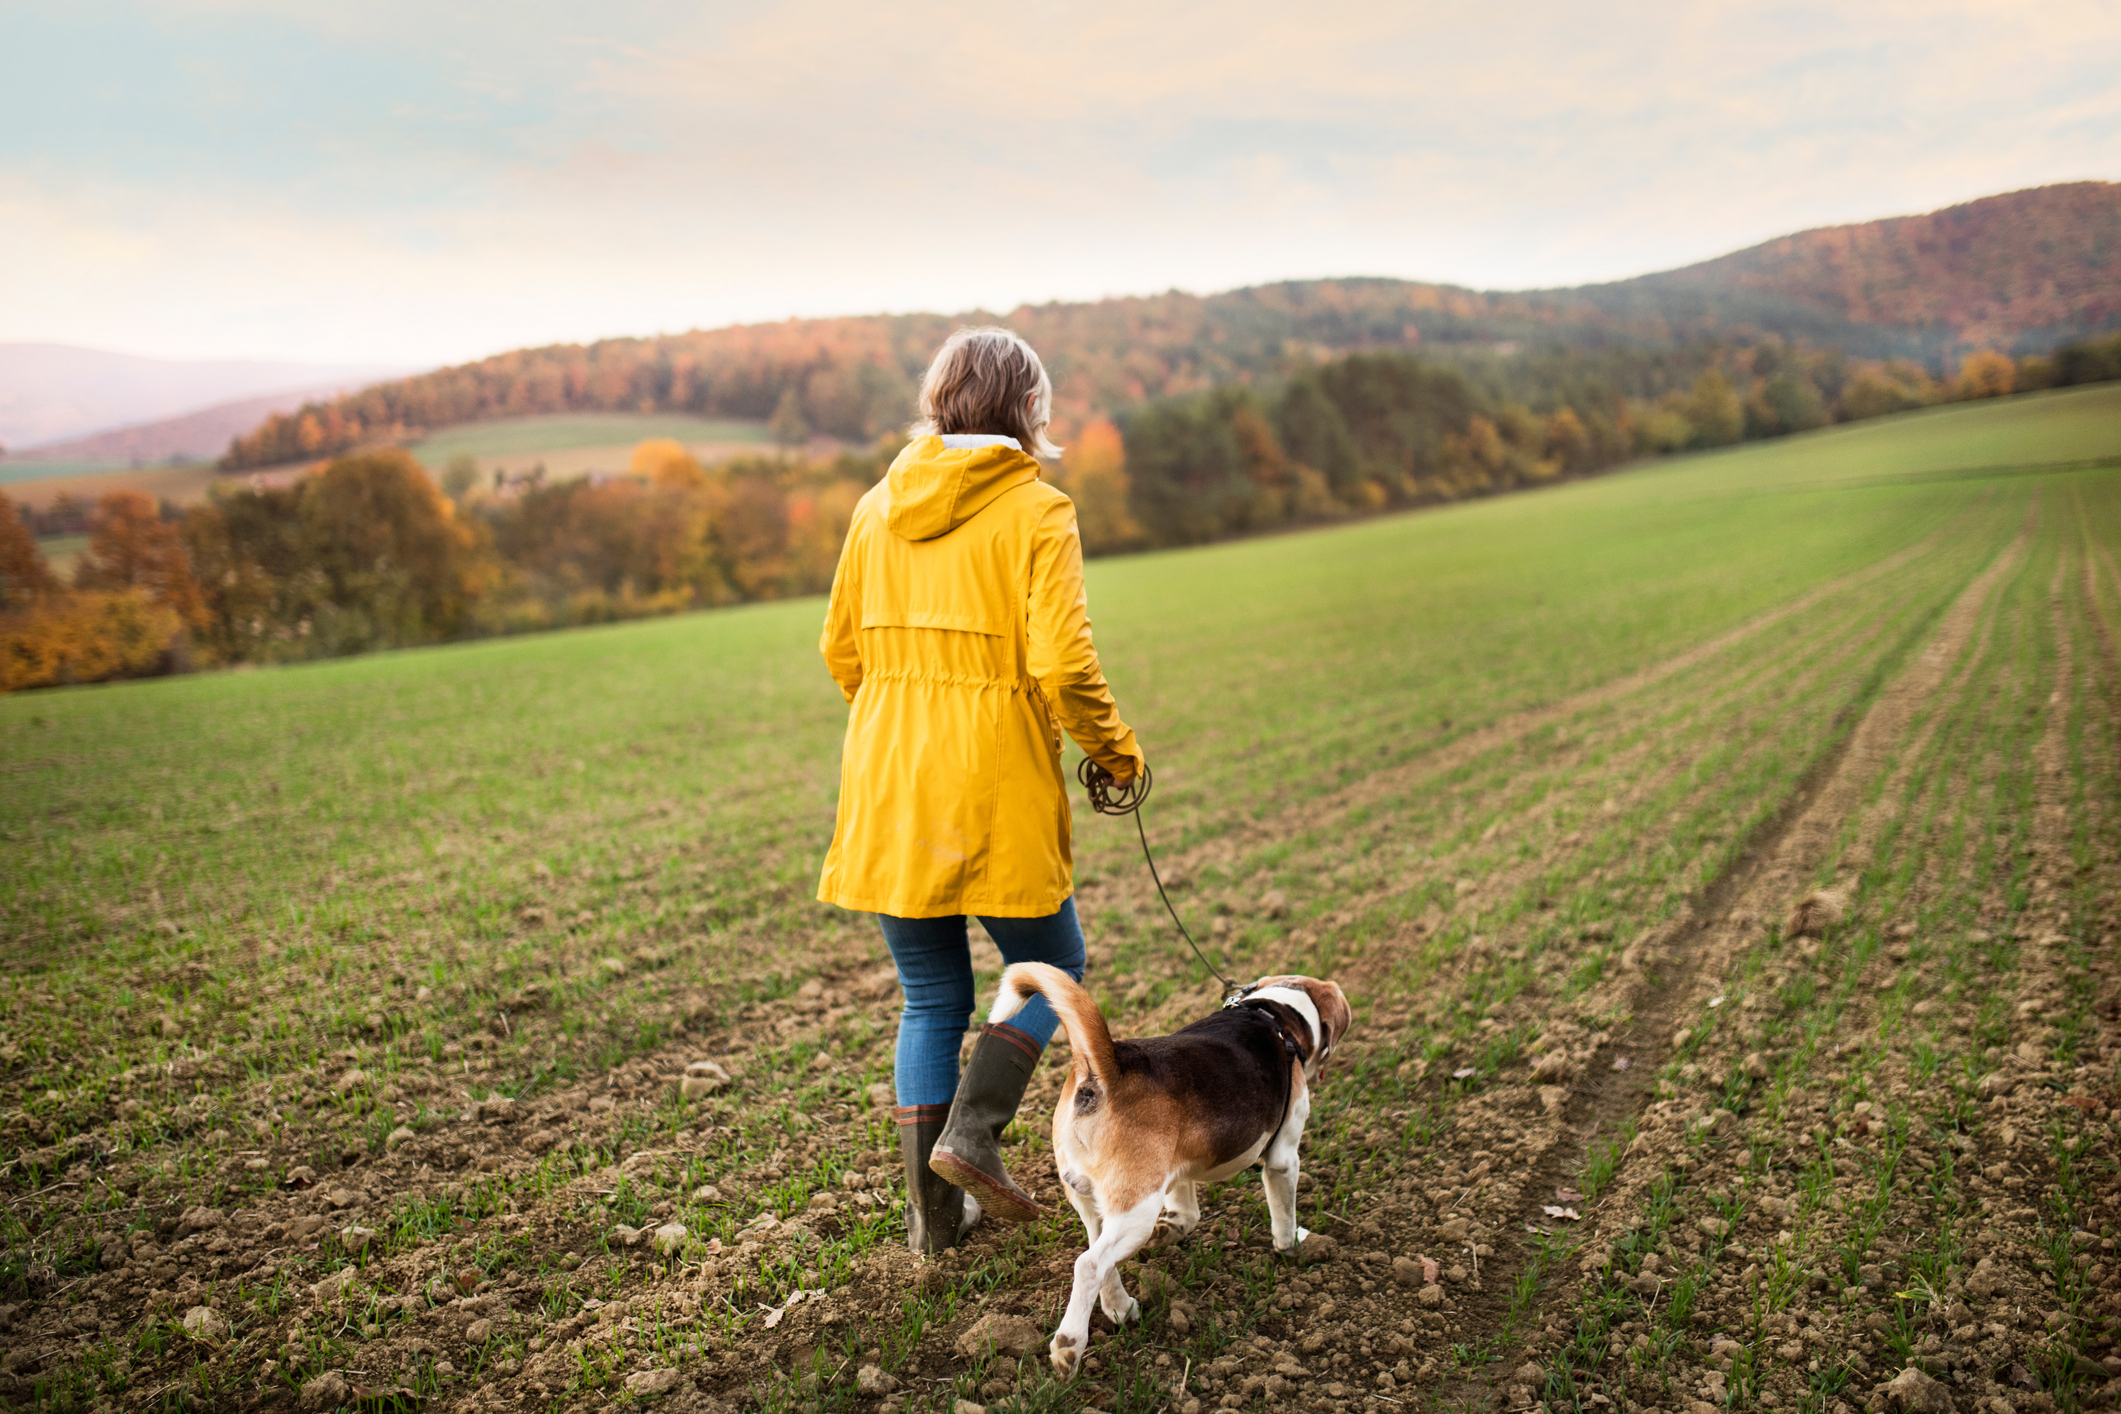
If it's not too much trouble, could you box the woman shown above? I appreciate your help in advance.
[817,327,1146,1253]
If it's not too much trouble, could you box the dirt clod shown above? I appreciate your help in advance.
[1296,1231,1338,1264]
[626,1367,683,1397]
[181,1305,227,1340]
[1880,1365,1956,1414]
[1784,886,1848,938]
[299,1371,348,1410]
[955,1312,1044,1359]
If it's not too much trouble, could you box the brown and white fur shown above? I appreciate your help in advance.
[989,963,1352,1377]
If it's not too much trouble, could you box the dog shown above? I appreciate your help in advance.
[988,963,1352,1377]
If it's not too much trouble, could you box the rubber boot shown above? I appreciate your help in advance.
[897,1105,981,1254]
[926,1023,1045,1224]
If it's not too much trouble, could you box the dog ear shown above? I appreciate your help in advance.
[1307,981,1352,1054]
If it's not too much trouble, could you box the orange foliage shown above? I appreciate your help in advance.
[1953,349,2017,400]
[0,590,182,692]
[76,491,207,628]
[630,438,708,489]
[0,497,56,608]
[1055,419,1142,554]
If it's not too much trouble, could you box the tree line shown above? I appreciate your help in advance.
[6,331,2119,692]
[1,440,886,691]
[1092,331,2121,549]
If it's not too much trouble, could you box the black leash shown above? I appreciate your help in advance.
[1080,758,1300,1155]
[1077,758,1246,1001]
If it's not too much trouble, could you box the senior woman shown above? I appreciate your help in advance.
[816,327,1146,1254]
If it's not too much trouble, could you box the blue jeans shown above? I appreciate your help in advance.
[878,899,1087,1108]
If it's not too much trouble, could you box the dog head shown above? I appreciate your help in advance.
[1241,975,1352,1076]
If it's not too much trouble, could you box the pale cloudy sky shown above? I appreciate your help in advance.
[4,0,2117,366]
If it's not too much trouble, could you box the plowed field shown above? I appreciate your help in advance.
[4,384,2120,1414]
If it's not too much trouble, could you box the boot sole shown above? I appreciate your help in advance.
[928,1149,1042,1224]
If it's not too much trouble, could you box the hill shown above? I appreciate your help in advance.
[2,382,394,468]
[215,182,2121,470]
[0,344,406,453]
[1585,180,2121,356]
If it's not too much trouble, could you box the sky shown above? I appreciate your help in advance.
[4,0,2118,369]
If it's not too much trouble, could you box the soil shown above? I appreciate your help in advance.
[4,522,2118,1414]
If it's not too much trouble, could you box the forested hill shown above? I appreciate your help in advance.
[219,182,2120,470]
[1581,182,2121,358]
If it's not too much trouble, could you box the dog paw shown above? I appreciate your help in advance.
[1049,1332,1081,1379]
[1101,1292,1140,1326]
[1296,1225,1311,1244]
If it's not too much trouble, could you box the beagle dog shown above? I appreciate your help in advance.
[988,963,1352,1377]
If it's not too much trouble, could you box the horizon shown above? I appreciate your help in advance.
[6,0,2118,369]
[8,176,2114,381]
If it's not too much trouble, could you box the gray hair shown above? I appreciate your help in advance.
[912,326,1061,459]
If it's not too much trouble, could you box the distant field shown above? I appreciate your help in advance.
[0,458,129,487]
[3,386,2119,1414]
[410,414,772,461]
[409,413,778,480]
[0,414,782,510]
[0,460,225,509]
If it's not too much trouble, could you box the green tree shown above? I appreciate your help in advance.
[771,388,811,449]
[297,451,490,651]
[1276,375,1360,491]
[440,453,480,500]
[1759,373,1829,434]
[1686,370,1744,447]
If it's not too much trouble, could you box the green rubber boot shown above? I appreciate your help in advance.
[897,1105,981,1254]
[926,1023,1045,1224]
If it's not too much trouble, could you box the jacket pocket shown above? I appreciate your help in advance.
[1026,680,1063,754]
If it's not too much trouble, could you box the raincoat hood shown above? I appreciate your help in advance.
[885,434,1041,541]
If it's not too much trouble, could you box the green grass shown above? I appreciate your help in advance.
[33,532,88,580]
[407,413,772,465]
[5,389,2119,1112]
[5,386,2121,1413]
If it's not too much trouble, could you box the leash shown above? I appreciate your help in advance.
[1079,758,1301,1156]
[1077,758,1247,1002]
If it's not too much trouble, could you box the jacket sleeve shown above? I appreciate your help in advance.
[819,525,864,704]
[1026,496,1144,779]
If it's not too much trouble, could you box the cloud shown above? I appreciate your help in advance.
[2,0,2115,362]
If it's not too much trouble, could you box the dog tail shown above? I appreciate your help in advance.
[990,962,1119,1092]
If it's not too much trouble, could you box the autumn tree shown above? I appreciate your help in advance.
[76,491,206,627]
[297,450,490,650]
[1056,419,1143,554]
[1953,349,2016,400]
[1544,407,1595,474]
[630,438,708,489]
[0,497,56,608]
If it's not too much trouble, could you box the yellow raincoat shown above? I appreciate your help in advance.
[816,435,1145,919]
